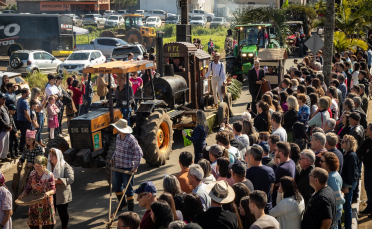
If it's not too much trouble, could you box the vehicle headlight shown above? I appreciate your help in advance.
[122,101,127,106]
[71,128,79,133]
[289,40,294,44]
[78,64,85,68]
[81,128,89,133]
[242,54,247,57]
[248,53,254,57]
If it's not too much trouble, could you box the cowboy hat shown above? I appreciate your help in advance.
[110,119,132,134]
[205,180,235,204]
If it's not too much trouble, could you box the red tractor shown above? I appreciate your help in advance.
[285,21,305,56]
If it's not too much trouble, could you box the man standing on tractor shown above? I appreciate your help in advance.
[248,60,266,113]
[205,53,226,109]
[110,119,143,212]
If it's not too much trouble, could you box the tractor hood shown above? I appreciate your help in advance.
[287,34,296,40]
[241,45,257,54]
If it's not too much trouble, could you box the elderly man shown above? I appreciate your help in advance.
[194,180,239,229]
[205,53,226,109]
[301,168,337,229]
[325,133,344,174]
[188,164,211,211]
[310,132,327,167]
[323,119,336,134]
[296,149,315,206]
[248,60,265,113]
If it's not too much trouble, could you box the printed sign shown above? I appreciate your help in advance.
[40,2,71,11]
[61,24,73,30]
[93,132,101,150]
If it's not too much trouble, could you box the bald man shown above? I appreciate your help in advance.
[248,60,266,113]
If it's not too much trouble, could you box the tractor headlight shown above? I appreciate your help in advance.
[248,53,254,57]
[71,128,79,133]
[242,54,247,57]
[289,40,294,44]
[81,128,89,133]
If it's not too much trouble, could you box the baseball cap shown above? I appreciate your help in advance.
[134,181,157,194]
[0,92,5,99]
[258,141,270,153]
[229,161,247,175]
[8,104,16,110]
[350,112,361,122]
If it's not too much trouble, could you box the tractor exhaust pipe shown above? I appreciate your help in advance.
[156,32,164,77]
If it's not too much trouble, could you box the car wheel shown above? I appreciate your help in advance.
[207,17,212,22]
[31,68,38,75]
[10,57,22,69]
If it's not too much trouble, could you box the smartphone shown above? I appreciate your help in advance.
[247,103,251,109]
[223,118,228,124]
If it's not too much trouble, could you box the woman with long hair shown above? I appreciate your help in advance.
[242,120,258,146]
[163,174,185,211]
[269,176,305,229]
[320,152,344,228]
[336,111,351,149]
[283,96,298,142]
[297,93,310,125]
[303,57,310,66]
[272,99,283,113]
[312,78,325,97]
[232,183,250,210]
[31,87,47,147]
[222,201,243,229]
[308,97,330,128]
[150,200,174,229]
[308,93,318,118]
[182,193,204,223]
[340,135,359,229]
[292,122,309,150]
[0,75,9,93]
[290,143,302,177]
[280,91,289,113]
[216,157,234,186]
[182,110,208,163]
[351,62,360,88]
[262,94,275,115]
[251,101,271,132]
[239,196,256,229]
[198,159,216,184]
[159,192,182,221]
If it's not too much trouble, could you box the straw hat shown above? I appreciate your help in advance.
[205,180,235,204]
[110,119,132,134]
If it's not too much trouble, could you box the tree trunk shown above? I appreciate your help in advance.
[323,0,335,87]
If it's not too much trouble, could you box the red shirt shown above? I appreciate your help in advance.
[71,84,85,105]
[140,209,154,229]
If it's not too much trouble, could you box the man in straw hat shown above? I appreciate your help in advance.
[205,52,226,109]
[194,180,239,229]
[110,119,143,211]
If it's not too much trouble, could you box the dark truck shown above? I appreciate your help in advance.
[0,14,74,56]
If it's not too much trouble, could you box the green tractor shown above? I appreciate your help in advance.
[227,24,281,81]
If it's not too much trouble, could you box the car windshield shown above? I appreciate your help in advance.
[147,18,156,22]
[116,39,129,46]
[108,16,118,20]
[212,18,223,22]
[239,28,260,45]
[67,53,90,60]
[112,46,141,56]
[167,16,177,20]
[125,17,143,27]
[85,15,94,18]
[191,16,203,20]
[105,11,113,13]
[11,53,29,60]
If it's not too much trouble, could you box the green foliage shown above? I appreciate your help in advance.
[25,72,50,93]
[5,4,17,11]
[333,31,368,53]
[155,24,177,37]
[164,34,226,54]
[111,0,137,9]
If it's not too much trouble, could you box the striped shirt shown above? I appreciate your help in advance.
[327,171,345,211]
[113,134,143,169]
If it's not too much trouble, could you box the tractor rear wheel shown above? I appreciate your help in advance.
[45,136,70,157]
[140,109,173,166]
[125,29,144,44]
[105,135,117,183]
[218,102,229,125]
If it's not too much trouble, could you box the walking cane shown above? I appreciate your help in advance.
[255,79,264,103]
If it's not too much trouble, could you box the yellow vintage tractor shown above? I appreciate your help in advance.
[100,14,156,50]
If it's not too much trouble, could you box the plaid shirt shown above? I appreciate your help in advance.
[113,134,143,169]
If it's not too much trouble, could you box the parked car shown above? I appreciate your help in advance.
[165,15,180,25]
[145,16,162,28]
[149,9,167,21]
[83,14,106,27]
[317,27,324,35]
[135,10,151,18]
[58,50,106,75]
[111,44,146,61]
[74,37,129,57]
[105,15,124,28]
[190,16,207,28]
[2,10,17,14]
[7,50,62,76]
[73,15,84,26]
[189,9,214,22]
[103,10,117,18]
[117,10,128,16]
[210,17,228,28]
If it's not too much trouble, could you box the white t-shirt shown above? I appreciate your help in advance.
[45,84,60,98]
[272,127,287,142]
[351,71,359,88]
[330,99,339,120]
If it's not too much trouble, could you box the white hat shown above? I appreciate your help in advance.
[205,180,235,204]
[110,119,132,134]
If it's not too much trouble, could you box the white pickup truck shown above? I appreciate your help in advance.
[74,37,129,58]
[189,9,214,22]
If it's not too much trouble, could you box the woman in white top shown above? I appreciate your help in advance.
[351,62,360,88]
[308,96,330,128]
[198,159,216,184]
[269,176,305,229]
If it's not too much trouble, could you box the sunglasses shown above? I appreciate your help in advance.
[137,193,148,199]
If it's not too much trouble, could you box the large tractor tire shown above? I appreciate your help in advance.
[218,102,229,125]
[105,135,117,183]
[45,136,70,157]
[125,29,143,44]
[144,37,156,51]
[99,30,116,38]
[140,109,173,166]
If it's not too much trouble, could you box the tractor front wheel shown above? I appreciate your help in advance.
[140,109,173,166]
[45,136,70,157]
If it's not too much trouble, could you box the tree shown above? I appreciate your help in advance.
[111,0,137,11]
[323,0,335,87]
[5,4,17,11]
[333,31,368,53]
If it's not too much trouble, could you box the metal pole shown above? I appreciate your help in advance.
[108,73,114,123]
[126,73,130,119]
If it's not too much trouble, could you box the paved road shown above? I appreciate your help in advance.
[6,57,296,228]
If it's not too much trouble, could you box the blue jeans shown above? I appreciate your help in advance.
[113,168,134,197]
[343,181,358,229]
[120,108,132,126]
[36,112,44,142]
[335,207,342,229]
